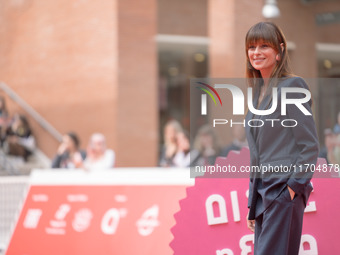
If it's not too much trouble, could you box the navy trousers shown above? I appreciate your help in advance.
[254,186,305,255]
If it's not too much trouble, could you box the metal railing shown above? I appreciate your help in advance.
[0,82,63,142]
[0,176,29,254]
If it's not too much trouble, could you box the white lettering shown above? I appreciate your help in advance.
[215,84,245,115]
[230,191,240,222]
[281,88,311,116]
[248,119,264,127]
[281,119,298,127]
[299,234,318,255]
[216,248,234,255]
[214,119,228,127]
[206,194,228,225]
[239,234,254,255]
[248,87,278,115]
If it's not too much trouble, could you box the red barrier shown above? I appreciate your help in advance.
[6,169,193,255]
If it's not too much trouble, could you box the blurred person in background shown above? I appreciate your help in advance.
[52,132,86,169]
[0,96,10,141]
[159,119,183,167]
[172,130,190,167]
[0,96,9,120]
[333,111,340,134]
[319,128,334,164]
[220,125,248,157]
[191,125,221,166]
[327,131,340,165]
[83,133,115,171]
[4,114,35,161]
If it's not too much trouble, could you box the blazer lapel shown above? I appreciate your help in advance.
[246,86,272,167]
[245,88,260,168]
[252,90,273,141]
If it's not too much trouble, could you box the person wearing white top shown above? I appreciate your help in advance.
[83,133,115,171]
[172,131,190,168]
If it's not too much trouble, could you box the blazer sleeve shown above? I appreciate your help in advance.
[51,154,63,168]
[248,179,253,208]
[285,77,319,195]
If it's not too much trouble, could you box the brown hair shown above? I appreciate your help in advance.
[66,132,80,149]
[0,95,8,117]
[245,22,292,89]
[193,125,221,155]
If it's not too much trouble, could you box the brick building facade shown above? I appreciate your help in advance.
[0,0,339,166]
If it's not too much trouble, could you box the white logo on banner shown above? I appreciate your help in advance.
[114,194,127,203]
[136,205,160,236]
[72,208,93,232]
[67,194,88,202]
[101,208,121,235]
[45,204,71,235]
[100,208,127,235]
[32,194,49,202]
[23,209,42,229]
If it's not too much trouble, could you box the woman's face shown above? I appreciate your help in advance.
[90,139,105,154]
[63,135,76,151]
[12,116,22,130]
[177,133,190,151]
[248,40,278,77]
[164,125,177,143]
[200,133,213,149]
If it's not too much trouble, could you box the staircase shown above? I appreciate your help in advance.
[0,82,60,175]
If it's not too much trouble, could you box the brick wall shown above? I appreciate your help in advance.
[0,0,158,167]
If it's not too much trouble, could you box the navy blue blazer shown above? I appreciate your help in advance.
[246,77,319,220]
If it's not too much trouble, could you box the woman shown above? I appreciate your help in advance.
[4,114,35,161]
[328,132,340,165]
[159,120,183,167]
[83,133,115,171]
[244,22,319,255]
[52,132,86,169]
[172,130,191,167]
[191,124,221,167]
[0,96,10,141]
[0,96,9,119]
[333,111,340,134]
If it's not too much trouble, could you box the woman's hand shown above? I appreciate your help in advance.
[165,143,177,158]
[57,143,67,155]
[73,152,84,168]
[287,185,295,200]
[247,211,255,232]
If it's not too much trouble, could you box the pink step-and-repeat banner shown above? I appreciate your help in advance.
[171,148,340,255]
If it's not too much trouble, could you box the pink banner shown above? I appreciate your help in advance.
[171,148,340,254]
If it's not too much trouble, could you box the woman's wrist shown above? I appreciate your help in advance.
[287,185,295,200]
